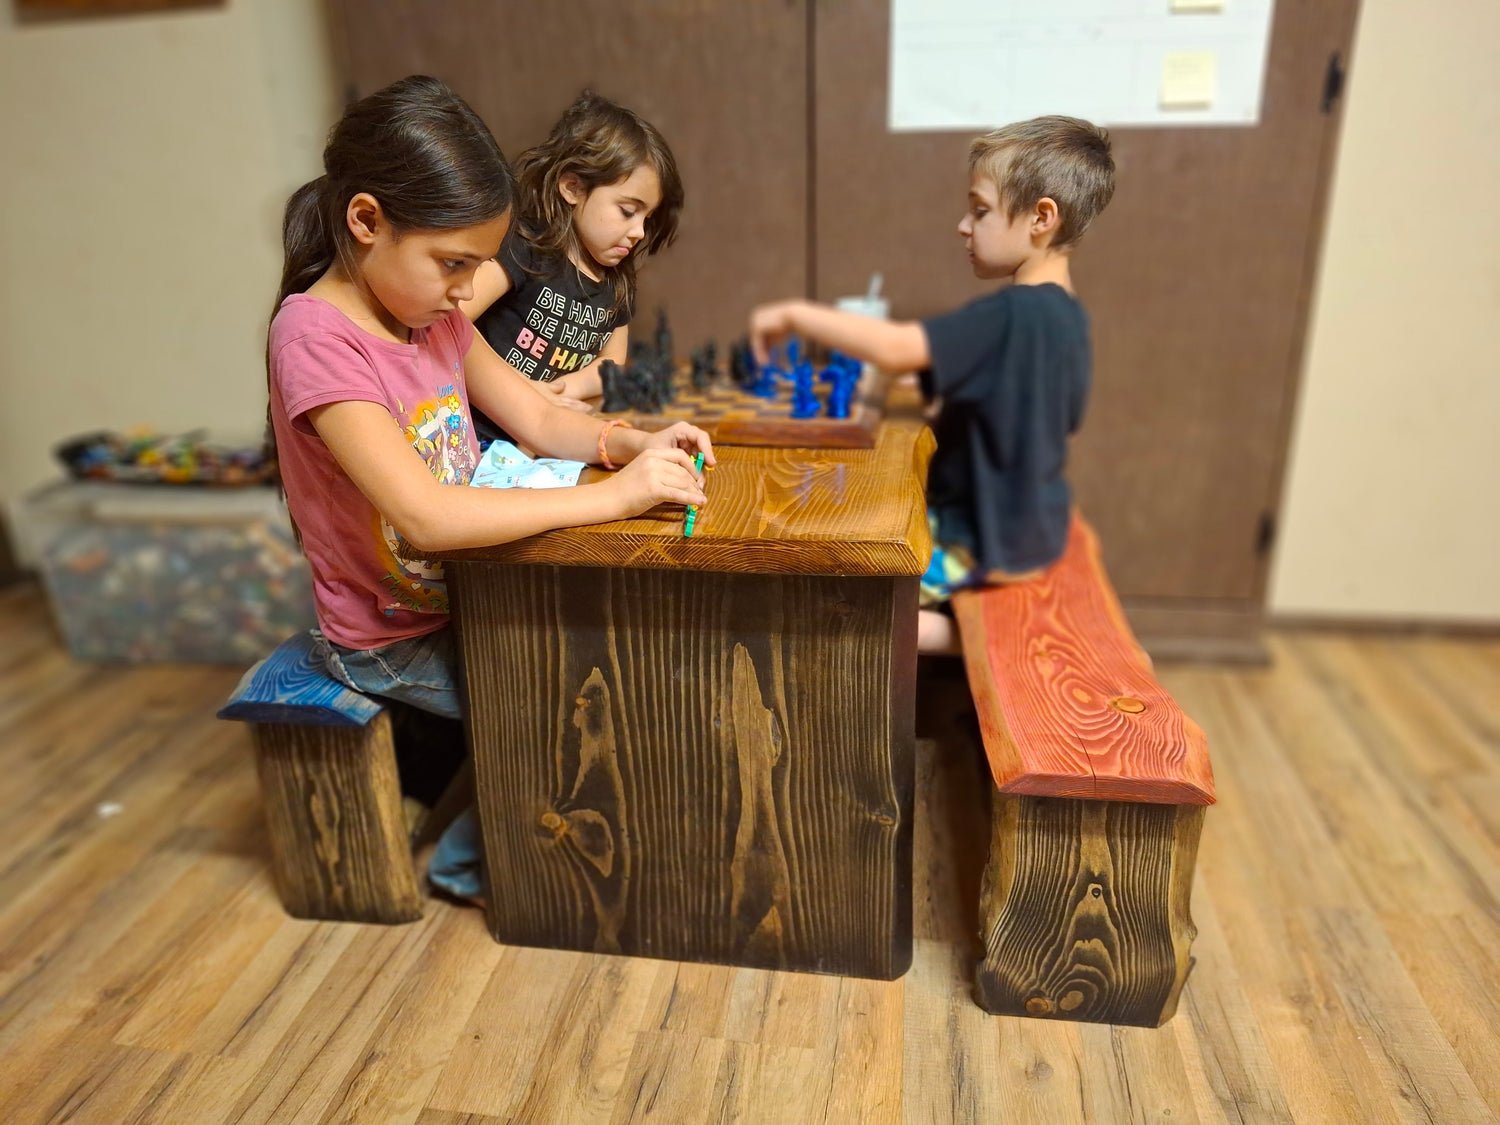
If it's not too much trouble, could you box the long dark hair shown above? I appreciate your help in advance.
[267,75,514,471]
[513,91,683,315]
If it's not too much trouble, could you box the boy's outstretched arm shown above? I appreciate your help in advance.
[749,299,930,373]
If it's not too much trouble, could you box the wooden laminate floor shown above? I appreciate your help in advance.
[0,583,1495,1124]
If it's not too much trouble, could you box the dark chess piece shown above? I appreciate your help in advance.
[690,340,720,391]
[599,359,631,413]
[625,360,659,413]
[649,355,675,411]
[730,338,756,388]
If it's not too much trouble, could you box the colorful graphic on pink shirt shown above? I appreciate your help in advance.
[271,298,479,649]
[374,374,473,616]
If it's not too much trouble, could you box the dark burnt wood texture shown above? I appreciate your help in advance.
[952,513,1211,1023]
[976,797,1204,1027]
[449,562,919,979]
[953,516,1215,805]
[250,714,423,924]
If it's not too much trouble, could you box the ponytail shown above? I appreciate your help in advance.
[264,76,515,486]
[273,175,340,316]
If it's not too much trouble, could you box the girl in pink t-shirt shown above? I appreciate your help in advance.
[267,76,712,900]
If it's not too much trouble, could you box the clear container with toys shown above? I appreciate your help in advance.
[15,481,314,664]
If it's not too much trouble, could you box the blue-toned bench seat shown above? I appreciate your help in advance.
[219,631,423,924]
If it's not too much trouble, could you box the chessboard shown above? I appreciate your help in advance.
[599,364,890,449]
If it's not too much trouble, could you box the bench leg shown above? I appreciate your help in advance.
[251,713,424,924]
[975,795,1204,1027]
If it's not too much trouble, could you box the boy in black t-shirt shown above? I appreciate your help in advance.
[749,116,1115,653]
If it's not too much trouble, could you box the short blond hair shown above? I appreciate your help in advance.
[969,116,1115,249]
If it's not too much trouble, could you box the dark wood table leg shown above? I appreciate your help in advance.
[450,562,917,979]
[974,795,1205,1026]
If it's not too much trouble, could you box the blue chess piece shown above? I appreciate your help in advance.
[823,350,859,383]
[790,358,819,418]
[791,383,819,419]
[825,360,859,419]
[750,344,784,398]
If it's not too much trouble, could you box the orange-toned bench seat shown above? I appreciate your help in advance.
[951,515,1215,1027]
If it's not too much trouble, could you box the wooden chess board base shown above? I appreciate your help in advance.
[600,366,889,448]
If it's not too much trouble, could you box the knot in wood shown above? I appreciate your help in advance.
[540,811,566,837]
[1110,696,1147,714]
[1024,996,1054,1016]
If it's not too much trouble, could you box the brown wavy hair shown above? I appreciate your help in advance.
[512,91,683,314]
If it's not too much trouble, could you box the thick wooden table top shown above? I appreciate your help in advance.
[439,420,935,576]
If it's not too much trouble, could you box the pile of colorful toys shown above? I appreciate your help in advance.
[54,428,274,486]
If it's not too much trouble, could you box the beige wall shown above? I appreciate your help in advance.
[1269,0,1500,622]
[0,0,338,503]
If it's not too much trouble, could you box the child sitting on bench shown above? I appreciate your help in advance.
[749,116,1116,654]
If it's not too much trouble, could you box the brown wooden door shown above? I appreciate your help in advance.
[813,0,1360,613]
[327,0,810,348]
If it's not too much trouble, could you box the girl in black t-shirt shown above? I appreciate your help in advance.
[463,92,684,437]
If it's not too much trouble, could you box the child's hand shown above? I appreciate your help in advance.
[609,447,707,516]
[636,421,716,468]
[534,377,594,414]
[542,383,595,413]
[749,300,804,366]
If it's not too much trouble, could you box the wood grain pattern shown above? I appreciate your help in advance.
[251,716,423,924]
[420,422,935,577]
[953,516,1216,805]
[975,796,1204,1027]
[217,632,384,727]
[451,563,917,979]
[603,366,890,450]
[2,583,1497,1123]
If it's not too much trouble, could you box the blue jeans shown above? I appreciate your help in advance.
[314,627,463,720]
[313,626,483,899]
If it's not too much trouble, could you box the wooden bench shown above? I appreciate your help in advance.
[951,515,1215,1027]
[217,632,424,924]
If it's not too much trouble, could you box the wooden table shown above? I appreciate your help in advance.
[440,422,933,979]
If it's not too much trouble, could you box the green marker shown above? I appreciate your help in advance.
[684,451,705,537]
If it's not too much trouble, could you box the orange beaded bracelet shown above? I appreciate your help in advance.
[597,418,629,469]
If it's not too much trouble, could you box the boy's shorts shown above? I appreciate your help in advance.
[920,512,984,608]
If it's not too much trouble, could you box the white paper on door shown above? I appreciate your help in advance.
[889,0,1275,130]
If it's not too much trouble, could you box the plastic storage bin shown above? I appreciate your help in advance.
[17,481,315,664]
